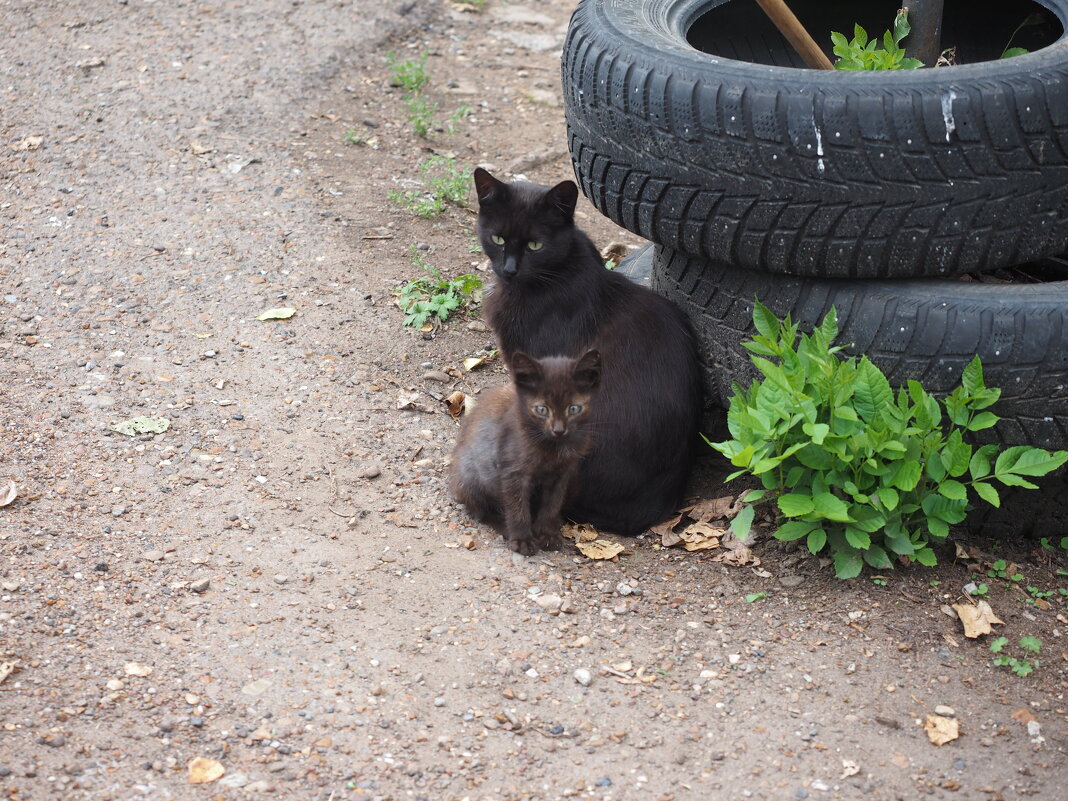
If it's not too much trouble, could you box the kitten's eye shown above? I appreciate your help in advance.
[491,235,505,246]
[533,405,549,417]
[527,241,543,251]
[567,404,583,416]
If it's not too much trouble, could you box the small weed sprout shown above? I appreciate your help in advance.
[990,636,1042,677]
[386,50,429,93]
[344,129,366,146]
[396,246,482,329]
[390,156,473,218]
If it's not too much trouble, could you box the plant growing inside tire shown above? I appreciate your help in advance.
[711,302,1068,579]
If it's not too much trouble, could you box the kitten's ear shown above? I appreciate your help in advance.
[510,351,543,391]
[572,349,602,391]
[545,180,579,220]
[473,167,505,206]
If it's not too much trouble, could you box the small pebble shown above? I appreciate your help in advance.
[143,550,165,562]
[190,578,210,593]
[573,668,592,687]
[934,704,956,717]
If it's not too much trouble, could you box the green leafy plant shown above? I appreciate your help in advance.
[969,582,989,597]
[991,635,1042,677]
[386,50,430,93]
[745,592,768,603]
[389,155,473,218]
[832,9,924,70]
[987,559,1024,582]
[344,129,367,146]
[396,247,482,329]
[710,302,1068,579]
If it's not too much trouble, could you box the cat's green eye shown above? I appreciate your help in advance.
[491,235,505,245]
[533,405,549,417]
[527,241,543,251]
[567,404,583,416]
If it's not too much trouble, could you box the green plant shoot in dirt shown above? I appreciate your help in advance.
[832,9,924,70]
[386,50,429,93]
[990,635,1042,677]
[389,155,473,218]
[709,302,1068,579]
[396,247,482,329]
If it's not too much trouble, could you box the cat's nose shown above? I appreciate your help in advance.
[551,423,565,437]
[500,255,518,277]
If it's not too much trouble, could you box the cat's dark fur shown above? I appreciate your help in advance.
[473,167,703,536]
[449,350,602,555]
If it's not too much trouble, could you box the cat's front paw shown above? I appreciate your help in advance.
[535,527,563,551]
[504,529,538,556]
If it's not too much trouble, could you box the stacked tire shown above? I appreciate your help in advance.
[563,0,1068,535]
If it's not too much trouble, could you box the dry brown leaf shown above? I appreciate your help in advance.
[0,480,16,508]
[561,522,599,543]
[678,521,723,552]
[650,510,686,540]
[395,391,424,411]
[463,352,496,371]
[124,662,153,677]
[953,542,970,560]
[710,529,760,566]
[688,495,741,522]
[922,714,960,746]
[951,600,1004,638]
[443,390,468,421]
[189,141,214,155]
[576,539,624,560]
[0,660,17,684]
[187,757,225,784]
[1011,707,1038,725]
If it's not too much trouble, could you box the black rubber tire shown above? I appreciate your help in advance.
[649,245,1068,451]
[563,0,1068,279]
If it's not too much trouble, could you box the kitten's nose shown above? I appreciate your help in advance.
[551,423,565,437]
[500,255,518,277]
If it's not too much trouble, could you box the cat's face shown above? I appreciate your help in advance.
[473,168,579,283]
[510,350,601,440]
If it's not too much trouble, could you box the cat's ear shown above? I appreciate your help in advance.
[544,180,579,220]
[572,349,602,391]
[473,167,506,205]
[510,351,543,391]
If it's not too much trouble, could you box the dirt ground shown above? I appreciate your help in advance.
[1,1,1067,799]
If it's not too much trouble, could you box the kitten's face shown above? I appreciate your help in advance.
[511,350,601,441]
[473,168,579,283]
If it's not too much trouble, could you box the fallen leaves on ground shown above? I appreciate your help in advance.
[110,416,170,436]
[187,757,225,784]
[255,307,295,321]
[651,496,759,565]
[463,351,497,371]
[951,599,1004,638]
[124,662,153,677]
[561,522,599,543]
[576,538,625,560]
[0,480,16,507]
[922,714,960,745]
[443,390,468,421]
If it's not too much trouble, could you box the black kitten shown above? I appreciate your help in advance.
[449,350,602,555]
[473,167,703,536]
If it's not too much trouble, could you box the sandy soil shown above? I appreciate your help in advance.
[1,1,1066,799]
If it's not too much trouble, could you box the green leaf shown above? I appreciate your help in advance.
[927,517,949,539]
[877,486,899,511]
[752,301,780,341]
[996,446,1068,477]
[884,529,915,555]
[941,429,971,477]
[812,492,853,522]
[862,545,893,570]
[1001,46,1028,59]
[969,444,997,480]
[1012,661,1034,677]
[938,480,967,501]
[844,527,871,550]
[1019,636,1042,654]
[891,460,921,491]
[743,489,767,503]
[777,493,815,517]
[973,481,1000,507]
[853,358,893,423]
[989,636,1008,654]
[803,422,829,444]
[962,354,984,395]
[775,520,816,542]
[730,504,755,542]
[833,549,864,579]
[913,547,938,567]
[967,412,999,432]
[806,527,827,555]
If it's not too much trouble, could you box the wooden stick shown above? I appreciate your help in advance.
[754,0,835,70]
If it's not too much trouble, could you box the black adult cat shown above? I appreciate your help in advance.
[449,350,602,555]
[473,167,702,536]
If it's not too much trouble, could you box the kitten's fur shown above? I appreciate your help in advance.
[473,167,702,536]
[449,350,602,555]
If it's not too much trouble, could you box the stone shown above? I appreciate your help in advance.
[190,578,210,593]
[143,549,165,562]
[573,668,592,687]
[534,593,562,612]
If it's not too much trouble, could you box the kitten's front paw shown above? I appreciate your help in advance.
[535,527,563,551]
[506,535,538,556]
